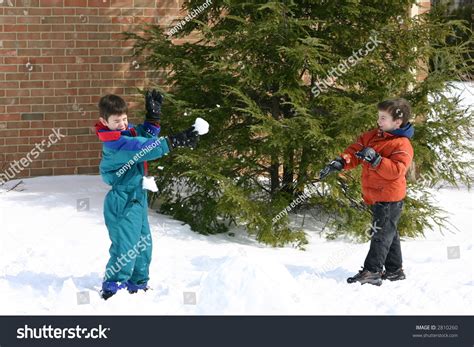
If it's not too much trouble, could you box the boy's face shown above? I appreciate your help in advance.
[100,114,128,131]
[377,110,402,132]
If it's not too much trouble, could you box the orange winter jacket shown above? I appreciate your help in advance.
[340,123,414,205]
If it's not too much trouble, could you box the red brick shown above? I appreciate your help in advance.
[7,121,31,129]
[6,89,30,97]
[54,120,78,128]
[0,65,18,72]
[0,82,20,88]
[43,65,67,72]
[31,121,54,128]
[28,40,52,48]
[88,0,111,7]
[77,150,99,158]
[44,96,68,104]
[67,96,90,104]
[5,73,29,81]
[75,135,97,142]
[4,137,30,145]
[88,143,102,151]
[31,168,53,176]
[1,145,19,153]
[17,16,41,24]
[54,151,77,159]
[7,105,31,113]
[55,88,78,96]
[53,167,77,175]
[28,24,52,32]
[0,49,18,56]
[0,33,16,40]
[51,40,75,48]
[40,0,64,6]
[17,32,41,40]
[32,104,55,112]
[3,24,28,32]
[52,56,76,64]
[0,130,20,137]
[0,97,19,105]
[66,159,89,166]
[64,0,88,6]
[24,8,52,16]
[75,8,99,15]
[41,48,66,56]
[77,166,98,174]
[17,48,41,56]
[21,81,44,88]
[45,81,67,89]
[20,129,44,137]
[41,32,65,40]
[45,113,68,120]
[77,88,99,95]
[66,64,90,72]
[43,159,67,168]
[54,72,77,80]
[52,8,75,15]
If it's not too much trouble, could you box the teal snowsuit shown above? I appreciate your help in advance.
[95,121,170,286]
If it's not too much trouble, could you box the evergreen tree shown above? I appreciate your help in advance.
[126,0,473,247]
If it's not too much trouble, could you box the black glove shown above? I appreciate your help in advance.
[145,89,163,122]
[319,156,345,180]
[167,126,199,149]
[355,147,382,167]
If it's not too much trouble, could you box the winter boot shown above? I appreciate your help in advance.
[382,268,406,281]
[126,280,149,294]
[347,267,382,286]
[100,281,127,300]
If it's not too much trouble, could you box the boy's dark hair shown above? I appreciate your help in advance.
[377,98,411,127]
[98,94,128,120]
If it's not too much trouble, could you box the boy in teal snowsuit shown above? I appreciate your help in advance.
[95,91,199,300]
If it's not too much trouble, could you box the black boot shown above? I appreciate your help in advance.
[100,290,116,300]
[347,268,382,286]
[382,268,406,281]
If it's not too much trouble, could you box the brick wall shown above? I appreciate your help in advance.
[1,1,432,183]
[0,0,183,182]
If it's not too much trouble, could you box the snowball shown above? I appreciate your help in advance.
[194,117,209,135]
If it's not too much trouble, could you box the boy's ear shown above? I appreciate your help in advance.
[394,118,403,128]
[99,117,108,127]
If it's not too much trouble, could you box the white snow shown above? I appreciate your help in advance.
[194,117,210,135]
[0,173,471,315]
[0,83,472,315]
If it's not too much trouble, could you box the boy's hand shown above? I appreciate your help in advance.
[319,157,345,180]
[355,147,382,167]
[167,127,199,149]
[145,89,163,122]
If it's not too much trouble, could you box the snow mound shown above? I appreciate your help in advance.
[197,248,301,314]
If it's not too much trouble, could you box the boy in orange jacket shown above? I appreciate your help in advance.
[320,98,414,286]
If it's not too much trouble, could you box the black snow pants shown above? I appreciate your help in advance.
[363,200,404,273]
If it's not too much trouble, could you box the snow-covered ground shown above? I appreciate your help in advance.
[0,175,472,315]
[0,82,472,315]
